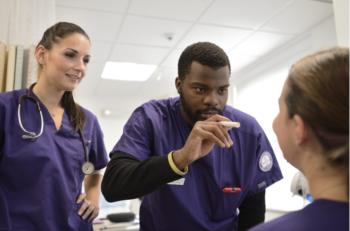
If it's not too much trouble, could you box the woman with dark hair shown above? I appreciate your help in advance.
[0,22,108,230]
[250,47,349,231]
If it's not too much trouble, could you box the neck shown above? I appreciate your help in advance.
[302,153,348,202]
[33,79,64,109]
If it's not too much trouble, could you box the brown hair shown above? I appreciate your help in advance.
[37,22,90,131]
[285,47,349,167]
[178,42,231,80]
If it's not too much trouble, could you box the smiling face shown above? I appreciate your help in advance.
[37,32,91,92]
[176,61,230,125]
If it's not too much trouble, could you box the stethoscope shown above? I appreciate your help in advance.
[17,87,95,175]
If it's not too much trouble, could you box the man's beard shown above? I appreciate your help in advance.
[179,93,223,124]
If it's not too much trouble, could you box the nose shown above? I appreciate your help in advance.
[75,59,86,73]
[203,91,219,106]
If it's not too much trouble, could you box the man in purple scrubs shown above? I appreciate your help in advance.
[102,42,283,231]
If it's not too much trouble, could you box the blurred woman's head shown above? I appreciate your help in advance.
[273,47,349,172]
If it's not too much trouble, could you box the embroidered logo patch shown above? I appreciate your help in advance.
[259,151,273,172]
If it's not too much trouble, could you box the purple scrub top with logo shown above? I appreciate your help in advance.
[0,89,108,231]
[113,97,283,231]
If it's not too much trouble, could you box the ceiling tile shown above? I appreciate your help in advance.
[56,0,130,13]
[231,31,293,57]
[56,6,123,42]
[200,0,290,29]
[91,42,114,62]
[229,52,259,73]
[176,24,253,50]
[138,75,178,98]
[118,15,192,47]
[95,79,144,97]
[53,0,337,117]
[129,0,212,21]
[262,0,333,34]
[110,44,169,65]
[161,48,183,68]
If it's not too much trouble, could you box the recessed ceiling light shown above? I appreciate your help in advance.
[101,61,157,81]
[102,109,111,116]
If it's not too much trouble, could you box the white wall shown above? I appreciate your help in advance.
[0,0,55,46]
[333,0,349,46]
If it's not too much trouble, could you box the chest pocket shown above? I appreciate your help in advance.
[192,151,245,221]
[204,172,243,221]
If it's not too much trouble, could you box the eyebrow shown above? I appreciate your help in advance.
[65,48,78,53]
[65,48,91,58]
[190,82,230,88]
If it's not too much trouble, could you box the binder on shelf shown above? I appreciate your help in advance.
[21,48,29,89]
[0,42,6,92]
[5,44,16,92]
[25,45,38,88]
[14,46,24,90]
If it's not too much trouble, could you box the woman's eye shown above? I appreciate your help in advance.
[83,58,90,64]
[64,53,75,58]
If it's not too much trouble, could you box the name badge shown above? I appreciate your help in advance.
[167,178,185,185]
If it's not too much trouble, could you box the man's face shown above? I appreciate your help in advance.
[176,61,230,125]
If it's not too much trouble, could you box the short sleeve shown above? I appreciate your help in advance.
[250,128,283,195]
[88,116,108,170]
[111,106,153,161]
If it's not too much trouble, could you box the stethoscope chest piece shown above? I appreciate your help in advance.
[82,161,95,175]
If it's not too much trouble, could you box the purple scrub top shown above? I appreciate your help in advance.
[0,88,108,231]
[113,97,283,231]
[249,199,349,231]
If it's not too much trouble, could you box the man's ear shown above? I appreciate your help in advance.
[175,77,182,94]
[293,114,307,145]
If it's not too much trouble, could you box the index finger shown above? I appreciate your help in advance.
[205,114,231,122]
[76,193,86,204]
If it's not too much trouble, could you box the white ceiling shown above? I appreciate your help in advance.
[55,0,333,117]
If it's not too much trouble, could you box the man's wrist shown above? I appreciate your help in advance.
[167,151,188,176]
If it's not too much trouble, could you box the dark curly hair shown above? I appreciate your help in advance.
[178,42,231,80]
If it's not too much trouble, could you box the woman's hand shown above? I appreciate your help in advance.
[76,193,100,222]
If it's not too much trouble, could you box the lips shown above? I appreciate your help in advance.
[199,109,220,119]
[66,73,82,81]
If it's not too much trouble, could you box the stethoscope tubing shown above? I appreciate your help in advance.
[17,86,94,174]
[18,95,44,140]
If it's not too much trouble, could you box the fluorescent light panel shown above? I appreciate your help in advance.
[101,61,157,81]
